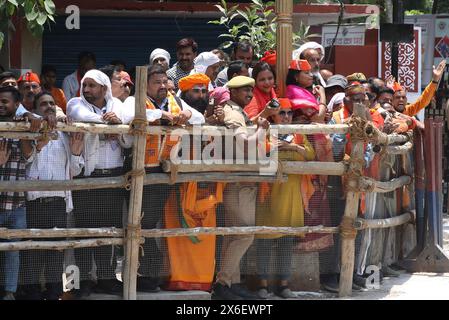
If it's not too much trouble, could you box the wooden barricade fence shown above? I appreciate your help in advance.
[0,66,415,299]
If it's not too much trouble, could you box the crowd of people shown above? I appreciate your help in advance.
[0,36,446,300]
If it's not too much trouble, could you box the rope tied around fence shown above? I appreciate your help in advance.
[343,158,365,192]
[124,169,146,191]
[340,216,358,239]
[128,117,148,136]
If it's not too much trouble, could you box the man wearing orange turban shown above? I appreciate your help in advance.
[178,73,211,115]
[166,72,225,292]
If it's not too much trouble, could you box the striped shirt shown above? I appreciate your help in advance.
[166,63,192,91]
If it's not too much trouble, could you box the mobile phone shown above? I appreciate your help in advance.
[278,134,294,143]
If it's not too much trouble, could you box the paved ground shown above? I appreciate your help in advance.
[83,215,449,300]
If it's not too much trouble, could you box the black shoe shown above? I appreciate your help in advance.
[211,283,243,300]
[353,274,367,289]
[73,280,95,299]
[95,279,123,296]
[320,274,339,293]
[137,277,161,293]
[230,283,260,300]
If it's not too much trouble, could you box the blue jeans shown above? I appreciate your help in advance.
[0,206,26,293]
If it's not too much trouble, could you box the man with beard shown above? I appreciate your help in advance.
[216,41,254,87]
[167,38,198,91]
[66,69,131,298]
[392,60,446,116]
[164,73,225,291]
[300,48,326,87]
[0,87,36,300]
[122,64,204,293]
[212,76,270,300]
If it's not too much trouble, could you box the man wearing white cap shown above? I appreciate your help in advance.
[293,42,327,87]
[66,69,131,297]
[190,51,222,91]
[149,48,171,71]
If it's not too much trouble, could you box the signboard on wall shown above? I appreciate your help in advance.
[379,26,422,104]
[434,17,449,65]
[322,24,365,47]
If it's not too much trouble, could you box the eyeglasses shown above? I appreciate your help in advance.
[279,110,293,116]
[191,88,208,94]
[366,92,377,101]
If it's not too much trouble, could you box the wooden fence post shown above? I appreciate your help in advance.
[338,103,366,297]
[275,0,293,97]
[123,66,148,300]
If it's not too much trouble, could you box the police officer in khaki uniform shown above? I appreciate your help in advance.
[212,76,270,300]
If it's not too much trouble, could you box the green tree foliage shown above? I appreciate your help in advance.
[208,0,319,59]
[0,0,56,49]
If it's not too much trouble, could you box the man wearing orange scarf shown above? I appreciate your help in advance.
[130,65,205,293]
[164,73,225,291]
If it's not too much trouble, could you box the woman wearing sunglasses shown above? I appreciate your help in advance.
[255,98,315,299]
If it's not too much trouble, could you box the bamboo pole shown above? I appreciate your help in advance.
[358,175,411,193]
[0,227,123,239]
[0,132,58,140]
[385,141,413,154]
[0,238,124,251]
[366,124,411,145]
[123,66,147,300]
[140,225,338,238]
[161,160,347,176]
[339,103,366,297]
[275,0,293,97]
[0,172,288,192]
[0,212,418,241]
[354,212,414,230]
[0,122,349,135]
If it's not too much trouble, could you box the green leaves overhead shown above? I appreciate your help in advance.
[208,0,317,59]
[0,0,56,49]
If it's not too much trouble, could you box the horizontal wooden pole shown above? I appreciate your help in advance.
[0,172,288,192]
[385,141,413,154]
[140,225,339,238]
[0,132,58,140]
[354,211,414,230]
[0,122,349,136]
[359,175,411,193]
[0,238,126,251]
[366,124,411,145]
[0,227,123,239]
[162,161,347,176]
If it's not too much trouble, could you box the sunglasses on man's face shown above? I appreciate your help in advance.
[191,88,208,94]
[279,110,293,116]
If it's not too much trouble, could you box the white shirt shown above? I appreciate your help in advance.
[122,96,205,125]
[66,96,131,176]
[62,70,79,101]
[26,132,84,212]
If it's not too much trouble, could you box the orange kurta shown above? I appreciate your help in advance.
[51,87,67,113]
[403,82,437,117]
[165,182,224,291]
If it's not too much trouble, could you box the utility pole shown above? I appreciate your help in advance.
[391,0,404,80]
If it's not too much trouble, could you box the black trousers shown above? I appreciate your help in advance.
[73,172,125,282]
[138,183,170,281]
[22,198,66,294]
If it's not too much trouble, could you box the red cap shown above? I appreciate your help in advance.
[278,98,292,109]
[392,82,404,92]
[289,59,311,72]
[260,50,276,66]
[18,72,40,84]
